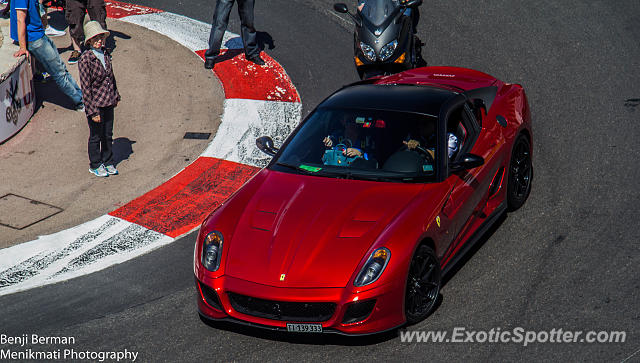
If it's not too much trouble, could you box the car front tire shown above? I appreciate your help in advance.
[404,245,441,325]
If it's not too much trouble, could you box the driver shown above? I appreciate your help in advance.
[404,133,459,159]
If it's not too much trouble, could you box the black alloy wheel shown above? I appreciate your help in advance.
[405,245,441,324]
[507,134,533,211]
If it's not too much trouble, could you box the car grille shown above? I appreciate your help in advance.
[227,292,336,322]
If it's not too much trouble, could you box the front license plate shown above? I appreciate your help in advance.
[286,323,322,333]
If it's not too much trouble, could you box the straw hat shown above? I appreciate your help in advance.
[83,21,110,46]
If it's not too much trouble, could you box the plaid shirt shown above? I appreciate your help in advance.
[78,48,121,117]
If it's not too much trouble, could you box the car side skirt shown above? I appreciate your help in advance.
[441,202,506,277]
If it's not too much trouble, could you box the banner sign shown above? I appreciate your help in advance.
[0,59,34,144]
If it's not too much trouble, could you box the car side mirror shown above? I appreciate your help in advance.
[256,136,279,156]
[333,3,348,13]
[450,153,484,172]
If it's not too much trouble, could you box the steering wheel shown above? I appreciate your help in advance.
[404,144,435,166]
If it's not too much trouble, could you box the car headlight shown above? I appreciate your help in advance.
[359,42,377,62]
[354,248,390,286]
[202,231,223,271]
[379,39,398,61]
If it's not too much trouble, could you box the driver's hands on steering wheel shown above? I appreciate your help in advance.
[344,148,363,158]
[323,136,333,148]
[403,140,435,161]
[403,139,420,149]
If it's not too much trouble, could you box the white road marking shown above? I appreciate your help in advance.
[0,216,172,295]
[119,12,211,52]
[203,99,301,167]
[118,12,244,52]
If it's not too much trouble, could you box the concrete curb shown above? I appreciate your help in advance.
[0,0,301,296]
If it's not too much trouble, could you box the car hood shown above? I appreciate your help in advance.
[224,170,424,288]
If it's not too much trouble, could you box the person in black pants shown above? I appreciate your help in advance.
[79,21,121,177]
[204,0,265,69]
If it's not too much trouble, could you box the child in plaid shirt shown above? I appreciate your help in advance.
[78,21,121,177]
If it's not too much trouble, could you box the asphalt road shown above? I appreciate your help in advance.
[1,0,639,361]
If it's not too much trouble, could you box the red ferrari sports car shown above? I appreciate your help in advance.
[194,66,532,335]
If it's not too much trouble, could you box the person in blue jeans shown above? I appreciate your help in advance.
[11,0,84,110]
[203,0,265,69]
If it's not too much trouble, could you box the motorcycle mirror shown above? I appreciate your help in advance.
[333,3,362,26]
[403,0,422,7]
[333,3,348,13]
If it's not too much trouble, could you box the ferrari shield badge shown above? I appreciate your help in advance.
[280,274,286,281]
[436,216,441,228]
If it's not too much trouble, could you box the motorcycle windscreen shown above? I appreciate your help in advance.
[359,0,400,27]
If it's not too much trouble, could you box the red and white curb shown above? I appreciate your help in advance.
[0,1,301,296]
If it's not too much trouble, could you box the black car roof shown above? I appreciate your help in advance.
[318,84,458,117]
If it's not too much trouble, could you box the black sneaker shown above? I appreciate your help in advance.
[247,55,265,66]
[68,50,81,64]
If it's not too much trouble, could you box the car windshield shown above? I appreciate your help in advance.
[359,0,401,26]
[274,107,438,182]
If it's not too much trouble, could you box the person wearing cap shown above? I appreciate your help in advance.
[204,0,265,69]
[78,21,121,178]
[10,0,84,110]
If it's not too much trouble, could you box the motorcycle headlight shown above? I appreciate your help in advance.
[354,248,390,286]
[201,231,223,271]
[359,42,377,62]
[379,39,398,61]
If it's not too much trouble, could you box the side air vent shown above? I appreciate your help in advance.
[489,167,505,196]
[342,299,376,324]
[197,280,222,310]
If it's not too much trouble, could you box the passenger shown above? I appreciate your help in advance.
[323,119,367,158]
[322,118,376,166]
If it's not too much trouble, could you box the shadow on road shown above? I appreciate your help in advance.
[442,213,507,286]
[34,81,76,110]
[112,137,135,165]
[257,31,275,51]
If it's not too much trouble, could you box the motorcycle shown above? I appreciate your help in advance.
[333,0,423,79]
